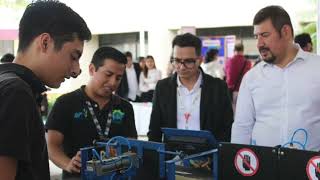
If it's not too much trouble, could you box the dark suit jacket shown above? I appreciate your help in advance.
[148,69,234,142]
[116,63,141,99]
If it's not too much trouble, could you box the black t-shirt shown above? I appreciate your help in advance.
[46,86,137,179]
[0,63,49,180]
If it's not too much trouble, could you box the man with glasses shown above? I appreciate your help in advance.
[148,33,233,142]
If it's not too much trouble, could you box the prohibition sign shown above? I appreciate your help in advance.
[234,148,259,176]
[306,156,320,180]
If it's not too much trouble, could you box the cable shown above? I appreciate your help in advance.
[291,128,308,148]
[106,136,132,150]
[282,128,308,150]
[91,149,103,163]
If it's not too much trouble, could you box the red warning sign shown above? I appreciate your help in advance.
[234,148,259,176]
[306,156,320,180]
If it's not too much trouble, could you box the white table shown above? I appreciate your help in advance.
[131,102,152,136]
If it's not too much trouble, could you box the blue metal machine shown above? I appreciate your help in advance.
[80,128,218,180]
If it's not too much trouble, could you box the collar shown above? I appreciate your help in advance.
[126,65,134,71]
[261,44,306,68]
[0,63,47,95]
[79,85,121,107]
[171,67,205,88]
[177,71,202,91]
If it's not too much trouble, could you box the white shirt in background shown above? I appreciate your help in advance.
[176,73,202,130]
[126,66,139,100]
[139,69,162,92]
[201,60,225,79]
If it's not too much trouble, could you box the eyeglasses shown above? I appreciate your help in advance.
[170,58,197,69]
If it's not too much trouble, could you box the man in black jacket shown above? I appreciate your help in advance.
[116,51,141,101]
[148,33,233,143]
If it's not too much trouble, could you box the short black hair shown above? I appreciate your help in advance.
[234,43,244,52]
[18,0,91,52]
[205,49,219,63]
[0,53,15,63]
[124,51,132,58]
[253,5,293,37]
[172,33,202,56]
[91,46,127,71]
[294,33,312,48]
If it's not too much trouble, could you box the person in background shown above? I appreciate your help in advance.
[139,55,162,102]
[0,1,91,179]
[166,59,175,77]
[231,6,320,151]
[138,56,146,70]
[201,48,225,80]
[46,47,137,180]
[0,53,15,63]
[294,33,313,52]
[148,33,233,142]
[225,43,251,110]
[116,51,141,101]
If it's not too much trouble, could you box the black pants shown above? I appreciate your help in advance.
[140,90,154,102]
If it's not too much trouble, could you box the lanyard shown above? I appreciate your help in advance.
[85,100,112,141]
[177,87,201,129]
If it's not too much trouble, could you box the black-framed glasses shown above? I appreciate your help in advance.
[170,58,197,68]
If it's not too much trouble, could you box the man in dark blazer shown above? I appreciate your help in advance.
[116,51,141,101]
[148,33,233,143]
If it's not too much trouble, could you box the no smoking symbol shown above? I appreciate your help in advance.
[234,148,259,176]
[306,156,320,180]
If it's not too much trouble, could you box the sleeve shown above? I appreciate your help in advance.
[147,82,163,142]
[0,88,34,162]
[218,80,234,142]
[231,75,255,144]
[124,103,138,138]
[45,96,71,135]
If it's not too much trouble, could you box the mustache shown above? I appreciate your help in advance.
[259,47,270,52]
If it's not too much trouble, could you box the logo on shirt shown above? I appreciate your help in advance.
[74,108,88,121]
[112,109,125,124]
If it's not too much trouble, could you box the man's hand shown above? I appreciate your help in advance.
[65,151,81,173]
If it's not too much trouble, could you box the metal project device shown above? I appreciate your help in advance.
[80,136,166,180]
[85,152,139,176]
[80,129,219,180]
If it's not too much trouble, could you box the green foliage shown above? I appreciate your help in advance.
[0,0,29,9]
[47,93,61,114]
[301,22,317,52]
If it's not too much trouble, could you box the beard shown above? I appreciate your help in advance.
[259,47,276,64]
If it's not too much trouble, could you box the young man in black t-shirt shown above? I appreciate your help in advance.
[46,47,138,179]
[0,1,91,180]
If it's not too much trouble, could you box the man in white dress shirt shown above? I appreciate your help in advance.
[231,5,320,151]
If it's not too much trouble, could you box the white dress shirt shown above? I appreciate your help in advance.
[126,66,139,100]
[177,73,202,130]
[139,69,162,92]
[231,48,320,151]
